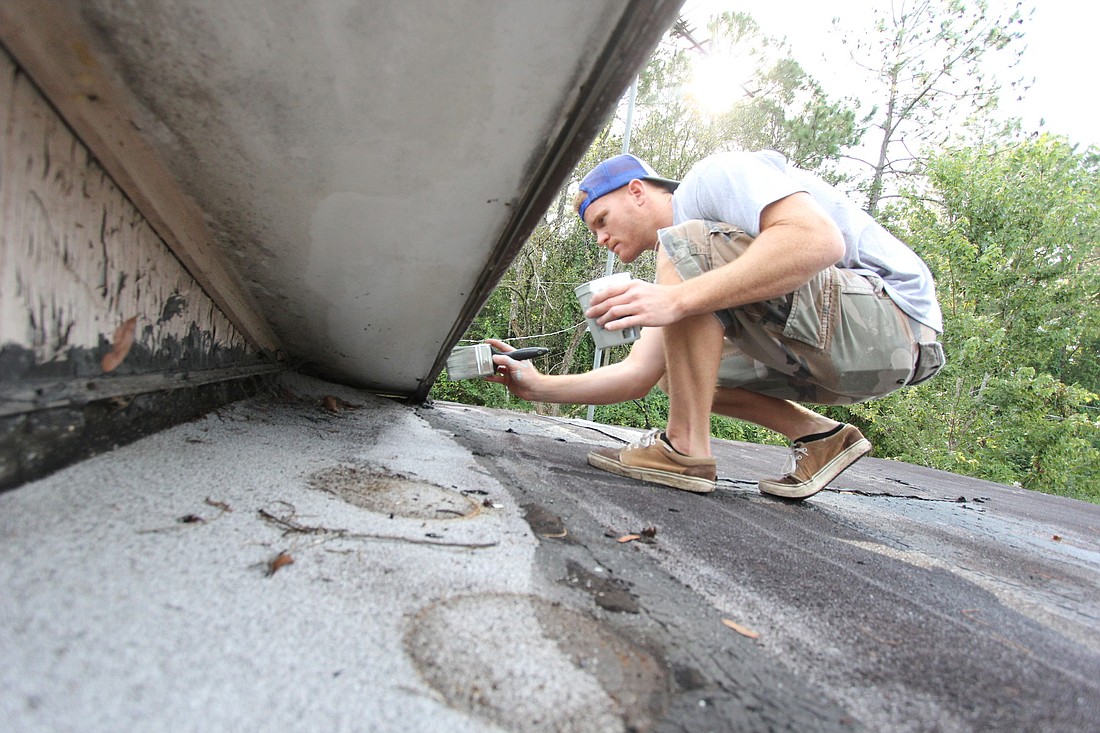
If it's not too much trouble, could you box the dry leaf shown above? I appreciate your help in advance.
[721,618,760,639]
[322,395,342,413]
[177,514,204,524]
[1052,535,1062,541]
[641,526,657,538]
[204,497,232,512]
[617,534,641,543]
[101,316,137,373]
[268,551,294,576]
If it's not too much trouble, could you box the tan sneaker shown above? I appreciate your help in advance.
[588,430,717,494]
[758,424,871,500]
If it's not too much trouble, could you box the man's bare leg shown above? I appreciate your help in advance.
[657,254,725,458]
[657,253,842,455]
[711,387,839,442]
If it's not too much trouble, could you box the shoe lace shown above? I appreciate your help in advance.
[781,442,809,477]
[626,428,662,451]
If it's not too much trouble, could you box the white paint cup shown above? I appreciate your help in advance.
[574,272,641,349]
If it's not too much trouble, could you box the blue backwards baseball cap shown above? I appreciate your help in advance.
[576,154,679,222]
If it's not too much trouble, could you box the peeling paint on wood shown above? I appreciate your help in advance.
[0,45,278,490]
[0,47,263,382]
[0,1,280,353]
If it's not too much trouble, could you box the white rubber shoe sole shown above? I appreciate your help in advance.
[757,437,871,500]
[587,450,716,494]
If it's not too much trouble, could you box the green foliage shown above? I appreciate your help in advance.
[719,53,861,181]
[590,389,667,431]
[851,135,1100,501]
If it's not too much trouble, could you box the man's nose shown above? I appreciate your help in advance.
[597,230,610,246]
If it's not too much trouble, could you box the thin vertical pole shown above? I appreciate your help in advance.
[587,76,638,422]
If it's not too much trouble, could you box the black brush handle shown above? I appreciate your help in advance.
[492,346,548,361]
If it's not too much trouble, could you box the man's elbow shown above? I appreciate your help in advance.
[815,219,846,268]
[763,194,846,269]
[824,230,845,266]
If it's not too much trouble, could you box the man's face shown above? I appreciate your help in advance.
[582,184,655,264]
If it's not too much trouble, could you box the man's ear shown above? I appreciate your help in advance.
[626,178,647,205]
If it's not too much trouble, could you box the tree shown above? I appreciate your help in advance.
[841,0,1029,214]
[674,13,862,183]
[838,135,1100,500]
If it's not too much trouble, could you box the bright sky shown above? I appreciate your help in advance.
[678,0,1098,148]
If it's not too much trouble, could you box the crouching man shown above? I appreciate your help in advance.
[488,151,944,499]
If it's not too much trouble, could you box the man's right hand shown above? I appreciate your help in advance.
[483,338,543,400]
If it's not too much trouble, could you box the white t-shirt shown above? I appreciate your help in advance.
[671,150,943,332]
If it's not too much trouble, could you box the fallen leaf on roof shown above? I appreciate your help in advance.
[205,497,232,512]
[721,618,760,639]
[268,551,294,576]
[617,534,641,543]
[177,514,204,524]
[641,526,657,538]
[1052,535,1062,541]
[322,395,363,413]
[101,316,137,373]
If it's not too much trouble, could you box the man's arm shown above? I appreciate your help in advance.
[485,328,666,405]
[590,192,845,331]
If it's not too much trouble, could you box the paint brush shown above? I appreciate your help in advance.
[445,344,548,380]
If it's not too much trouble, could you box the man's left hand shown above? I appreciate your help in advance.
[586,279,683,332]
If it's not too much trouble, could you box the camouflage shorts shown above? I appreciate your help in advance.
[658,220,943,405]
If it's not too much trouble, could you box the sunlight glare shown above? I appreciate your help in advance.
[683,51,755,118]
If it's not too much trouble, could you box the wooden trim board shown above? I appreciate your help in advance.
[0,1,280,355]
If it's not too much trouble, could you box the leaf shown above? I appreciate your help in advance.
[721,618,760,639]
[268,551,294,576]
[617,534,641,543]
[204,497,233,512]
[641,526,658,538]
[322,395,342,413]
[101,316,137,373]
